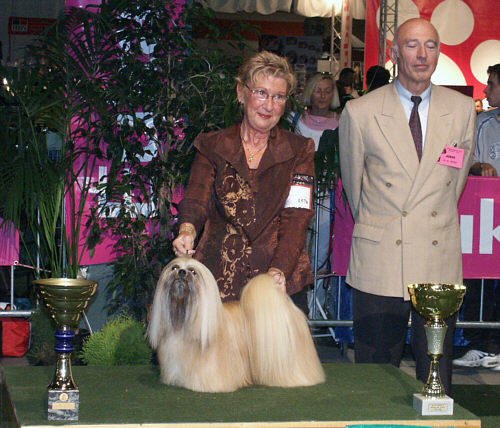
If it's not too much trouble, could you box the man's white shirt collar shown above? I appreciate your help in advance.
[395,79,432,148]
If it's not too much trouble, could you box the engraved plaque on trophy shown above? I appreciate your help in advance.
[34,278,97,421]
[408,283,466,416]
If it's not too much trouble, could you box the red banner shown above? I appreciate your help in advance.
[364,0,500,100]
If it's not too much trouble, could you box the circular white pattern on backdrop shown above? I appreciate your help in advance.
[385,59,396,79]
[385,53,466,86]
[431,53,466,85]
[431,0,474,46]
[376,0,420,41]
[471,40,500,84]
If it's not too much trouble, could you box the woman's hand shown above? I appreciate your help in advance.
[267,267,286,292]
[173,223,196,256]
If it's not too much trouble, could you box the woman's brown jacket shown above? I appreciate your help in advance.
[179,123,315,301]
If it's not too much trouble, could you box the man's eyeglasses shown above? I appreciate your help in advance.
[245,84,288,105]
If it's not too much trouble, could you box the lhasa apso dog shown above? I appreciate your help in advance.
[147,256,325,392]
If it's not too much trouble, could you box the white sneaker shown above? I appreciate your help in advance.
[452,349,495,367]
[481,354,500,370]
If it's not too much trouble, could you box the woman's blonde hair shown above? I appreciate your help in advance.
[236,51,297,95]
[301,73,340,110]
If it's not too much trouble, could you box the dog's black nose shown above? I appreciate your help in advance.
[178,269,187,278]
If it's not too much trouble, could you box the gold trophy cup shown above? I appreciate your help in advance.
[34,278,97,421]
[408,283,466,415]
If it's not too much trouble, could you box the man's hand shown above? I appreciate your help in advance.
[470,162,498,177]
[481,163,498,177]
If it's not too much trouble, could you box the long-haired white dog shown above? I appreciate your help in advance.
[147,256,325,392]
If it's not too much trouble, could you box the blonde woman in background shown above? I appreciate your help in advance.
[288,73,341,315]
[290,73,340,149]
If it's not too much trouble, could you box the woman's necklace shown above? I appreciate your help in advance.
[307,114,330,124]
[307,111,333,124]
[244,142,268,163]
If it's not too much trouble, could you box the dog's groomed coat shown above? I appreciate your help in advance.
[147,256,325,392]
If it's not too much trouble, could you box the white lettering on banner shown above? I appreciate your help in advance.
[98,166,107,184]
[77,165,155,220]
[480,198,500,255]
[460,215,473,254]
[460,197,500,255]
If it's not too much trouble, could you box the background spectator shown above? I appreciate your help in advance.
[366,65,391,92]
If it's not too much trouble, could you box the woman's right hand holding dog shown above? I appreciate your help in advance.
[267,267,286,292]
[173,223,196,256]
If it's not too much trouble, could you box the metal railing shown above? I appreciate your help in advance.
[309,194,500,335]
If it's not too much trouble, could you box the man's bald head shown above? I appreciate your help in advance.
[391,18,440,94]
[393,18,440,58]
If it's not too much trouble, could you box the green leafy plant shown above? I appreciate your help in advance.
[80,315,152,365]
[83,0,254,321]
[26,308,57,366]
[1,0,255,319]
[0,7,117,278]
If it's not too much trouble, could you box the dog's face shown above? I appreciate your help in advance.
[163,257,200,329]
[148,256,222,350]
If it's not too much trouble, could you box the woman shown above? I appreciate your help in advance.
[173,51,315,306]
[290,73,340,149]
[336,67,359,108]
[290,74,341,316]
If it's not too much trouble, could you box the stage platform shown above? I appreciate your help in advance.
[1,363,481,427]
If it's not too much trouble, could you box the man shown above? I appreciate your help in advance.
[454,64,500,370]
[474,99,484,115]
[470,64,500,177]
[339,18,476,394]
[366,65,391,92]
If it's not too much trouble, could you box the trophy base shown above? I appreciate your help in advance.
[48,389,79,421]
[413,393,453,415]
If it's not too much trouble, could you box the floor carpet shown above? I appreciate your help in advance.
[453,385,500,428]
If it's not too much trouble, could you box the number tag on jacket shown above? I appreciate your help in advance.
[284,174,314,210]
[438,146,465,168]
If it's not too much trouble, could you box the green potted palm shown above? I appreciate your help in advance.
[0,1,251,326]
[0,7,110,396]
[0,7,113,280]
[0,6,114,389]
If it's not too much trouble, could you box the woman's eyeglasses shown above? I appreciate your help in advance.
[245,84,288,105]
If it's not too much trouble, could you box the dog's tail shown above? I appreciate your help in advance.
[240,274,325,387]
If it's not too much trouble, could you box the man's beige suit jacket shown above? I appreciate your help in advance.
[340,82,476,300]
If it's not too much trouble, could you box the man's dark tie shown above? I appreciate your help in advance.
[409,95,423,160]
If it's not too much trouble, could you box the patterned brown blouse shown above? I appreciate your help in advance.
[179,123,315,301]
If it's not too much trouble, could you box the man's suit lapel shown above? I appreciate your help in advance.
[407,85,453,205]
[375,83,419,180]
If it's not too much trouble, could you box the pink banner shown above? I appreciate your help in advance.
[67,157,119,266]
[68,149,186,266]
[332,180,354,276]
[364,0,499,100]
[459,177,500,279]
[0,218,19,266]
[332,176,500,279]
